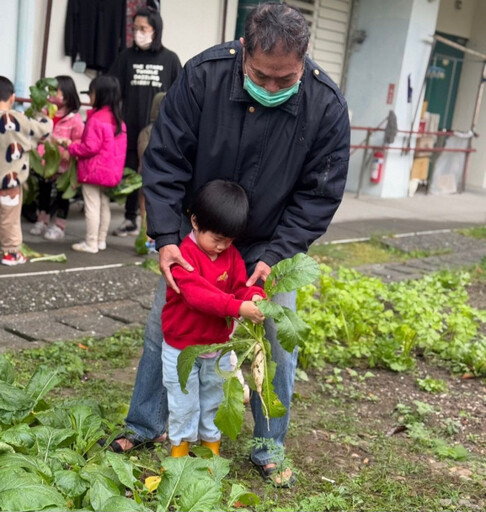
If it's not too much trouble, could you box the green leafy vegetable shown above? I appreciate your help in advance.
[107,168,142,204]
[177,253,320,439]
[30,254,67,263]
[30,141,61,179]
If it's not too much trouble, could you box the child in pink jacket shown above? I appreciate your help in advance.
[30,75,84,240]
[67,75,127,253]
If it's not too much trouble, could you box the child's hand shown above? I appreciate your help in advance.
[251,294,264,302]
[57,138,71,148]
[239,301,265,324]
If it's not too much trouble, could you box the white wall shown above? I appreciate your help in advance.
[45,0,98,94]
[344,0,439,198]
[450,0,486,188]
[0,0,19,83]
[436,0,477,38]
[162,0,238,65]
[381,0,440,197]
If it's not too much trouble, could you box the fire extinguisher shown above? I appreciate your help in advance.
[370,151,384,183]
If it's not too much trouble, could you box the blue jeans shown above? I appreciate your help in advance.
[125,240,298,465]
[249,291,298,466]
[125,217,191,441]
[125,277,168,441]
[162,341,232,446]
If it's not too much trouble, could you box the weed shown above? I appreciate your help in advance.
[416,376,448,393]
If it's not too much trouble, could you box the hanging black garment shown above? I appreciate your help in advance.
[65,0,127,72]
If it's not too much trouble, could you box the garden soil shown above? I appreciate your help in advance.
[93,280,486,511]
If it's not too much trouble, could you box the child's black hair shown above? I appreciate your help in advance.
[0,76,14,102]
[191,180,249,239]
[89,75,123,135]
[55,75,81,115]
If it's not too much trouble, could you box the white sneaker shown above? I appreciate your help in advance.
[44,225,65,240]
[30,222,48,236]
[72,242,98,254]
[98,241,107,251]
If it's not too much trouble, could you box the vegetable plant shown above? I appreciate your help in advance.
[25,78,61,179]
[24,77,59,119]
[107,167,142,205]
[177,253,320,440]
[0,356,258,511]
[296,266,486,376]
[20,243,67,264]
[24,77,80,200]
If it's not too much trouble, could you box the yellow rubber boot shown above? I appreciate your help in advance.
[201,440,220,456]
[171,441,189,457]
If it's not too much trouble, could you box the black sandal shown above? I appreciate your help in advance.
[249,458,296,488]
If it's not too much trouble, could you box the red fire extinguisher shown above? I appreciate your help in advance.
[370,151,384,183]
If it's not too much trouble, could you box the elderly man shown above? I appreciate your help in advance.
[115,1,349,487]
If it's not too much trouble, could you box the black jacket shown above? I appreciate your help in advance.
[64,0,126,72]
[143,41,350,267]
[109,46,182,151]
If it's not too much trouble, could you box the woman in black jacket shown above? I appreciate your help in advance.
[109,7,182,237]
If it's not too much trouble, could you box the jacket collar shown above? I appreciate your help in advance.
[86,105,110,119]
[229,41,304,117]
[56,111,76,122]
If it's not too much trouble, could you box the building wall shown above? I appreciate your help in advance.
[344,0,439,197]
[0,0,36,97]
[381,0,440,197]
[445,0,486,189]
[436,0,477,39]
[0,0,19,82]
[162,0,238,65]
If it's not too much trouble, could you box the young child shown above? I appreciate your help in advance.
[162,180,265,458]
[30,75,84,240]
[0,76,52,266]
[67,75,127,253]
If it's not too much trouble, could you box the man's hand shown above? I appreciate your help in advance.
[159,244,194,294]
[246,261,272,287]
[239,301,265,324]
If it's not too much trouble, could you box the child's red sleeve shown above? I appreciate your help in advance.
[172,265,243,318]
[230,249,266,301]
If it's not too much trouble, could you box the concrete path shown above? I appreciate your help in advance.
[1,190,485,351]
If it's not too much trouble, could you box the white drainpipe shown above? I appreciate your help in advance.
[14,0,36,100]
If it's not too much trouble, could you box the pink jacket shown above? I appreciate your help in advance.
[53,112,84,173]
[68,107,127,187]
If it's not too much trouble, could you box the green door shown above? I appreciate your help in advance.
[235,0,286,38]
[424,32,467,131]
[235,0,259,39]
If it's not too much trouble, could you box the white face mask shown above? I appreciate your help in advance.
[134,30,154,50]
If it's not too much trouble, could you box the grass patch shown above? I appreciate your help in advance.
[309,240,400,267]
[459,226,486,239]
[309,237,448,268]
